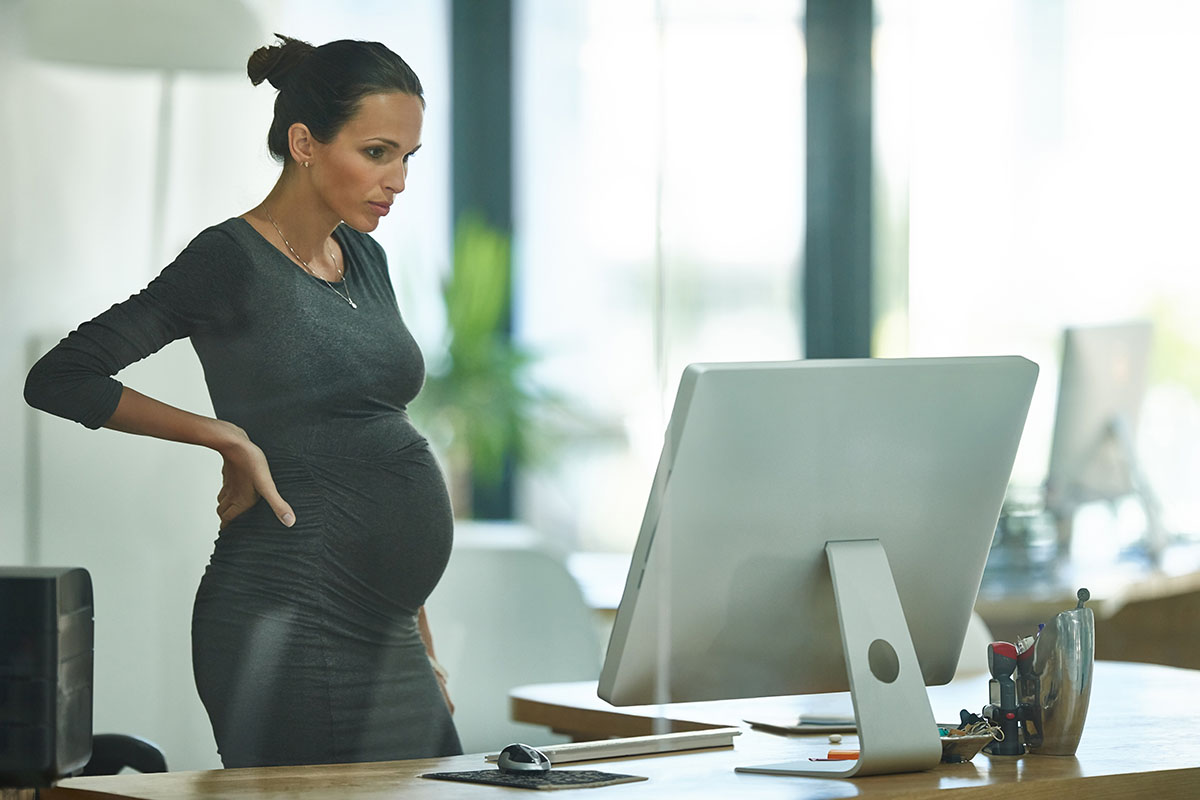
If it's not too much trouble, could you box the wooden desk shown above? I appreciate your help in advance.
[43,661,1199,799]
[511,661,1200,797]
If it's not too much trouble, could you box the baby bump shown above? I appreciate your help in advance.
[313,440,455,612]
[214,437,455,621]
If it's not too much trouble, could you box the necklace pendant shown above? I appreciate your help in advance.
[349,300,358,309]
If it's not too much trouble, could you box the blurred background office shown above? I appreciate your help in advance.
[3,0,1199,772]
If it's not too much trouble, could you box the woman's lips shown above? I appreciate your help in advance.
[369,202,391,216]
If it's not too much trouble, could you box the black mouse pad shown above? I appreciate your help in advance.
[422,769,647,790]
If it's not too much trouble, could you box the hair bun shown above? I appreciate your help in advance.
[247,33,316,89]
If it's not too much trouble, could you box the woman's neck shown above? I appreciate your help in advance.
[253,176,341,262]
[240,173,346,281]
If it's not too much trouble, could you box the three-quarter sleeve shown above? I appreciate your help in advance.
[24,226,242,429]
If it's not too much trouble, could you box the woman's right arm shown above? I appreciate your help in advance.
[24,226,293,529]
[105,386,295,529]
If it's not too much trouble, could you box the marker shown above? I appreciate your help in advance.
[809,749,859,761]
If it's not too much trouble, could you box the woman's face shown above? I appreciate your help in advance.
[309,91,424,232]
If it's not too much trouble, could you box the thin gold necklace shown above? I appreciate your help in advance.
[265,211,357,309]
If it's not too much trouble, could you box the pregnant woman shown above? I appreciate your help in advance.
[24,34,462,767]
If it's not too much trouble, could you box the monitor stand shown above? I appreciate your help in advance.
[1108,415,1169,563]
[736,539,943,777]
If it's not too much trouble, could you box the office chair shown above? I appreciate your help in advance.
[424,523,603,753]
[80,734,167,776]
[954,611,996,679]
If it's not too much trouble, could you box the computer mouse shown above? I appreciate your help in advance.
[497,742,552,774]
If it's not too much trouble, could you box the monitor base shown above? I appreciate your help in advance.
[736,539,943,778]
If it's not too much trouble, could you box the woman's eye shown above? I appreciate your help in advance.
[365,147,386,159]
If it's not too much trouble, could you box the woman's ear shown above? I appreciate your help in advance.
[287,122,316,167]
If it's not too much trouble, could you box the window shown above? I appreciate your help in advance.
[515,0,806,551]
[874,0,1200,544]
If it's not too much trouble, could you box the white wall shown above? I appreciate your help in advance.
[29,338,225,769]
[3,0,451,771]
[1,1,25,566]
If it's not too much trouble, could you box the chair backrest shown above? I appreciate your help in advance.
[953,611,996,679]
[424,524,603,753]
[81,733,167,776]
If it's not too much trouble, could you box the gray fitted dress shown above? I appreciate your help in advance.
[24,218,462,767]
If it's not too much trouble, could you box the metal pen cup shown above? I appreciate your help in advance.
[1024,589,1094,755]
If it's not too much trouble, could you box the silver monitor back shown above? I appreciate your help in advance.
[599,357,1038,708]
[1045,321,1153,515]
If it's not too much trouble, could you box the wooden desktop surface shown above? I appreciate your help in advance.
[44,661,1200,799]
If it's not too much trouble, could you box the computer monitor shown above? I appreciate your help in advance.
[1044,322,1163,555]
[598,357,1038,777]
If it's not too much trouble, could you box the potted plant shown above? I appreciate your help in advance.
[411,213,561,518]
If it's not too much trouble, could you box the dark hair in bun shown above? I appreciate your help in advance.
[247,33,424,164]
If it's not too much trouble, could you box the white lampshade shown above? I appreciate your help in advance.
[19,0,262,72]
